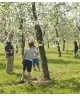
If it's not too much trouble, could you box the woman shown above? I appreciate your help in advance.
[5,42,14,74]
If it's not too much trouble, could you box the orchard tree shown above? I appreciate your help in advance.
[32,2,50,80]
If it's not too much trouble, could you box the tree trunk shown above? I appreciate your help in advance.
[63,38,66,51]
[21,33,25,55]
[32,2,50,80]
[55,26,61,57]
[48,42,49,49]
[15,44,18,53]
[54,5,61,57]
[19,18,25,56]
[57,43,61,57]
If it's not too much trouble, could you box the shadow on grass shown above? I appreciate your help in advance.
[60,78,80,93]
[47,51,58,54]
[10,72,21,77]
[0,63,22,70]
[47,50,74,58]
[14,65,22,70]
[0,63,6,69]
[10,72,28,80]
[37,77,80,93]
[48,58,79,65]
[0,76,80,93]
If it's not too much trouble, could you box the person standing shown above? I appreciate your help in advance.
[74,41,78,58]
[33,46,40,71]
[5,42,14,74]
[21,42,37,84]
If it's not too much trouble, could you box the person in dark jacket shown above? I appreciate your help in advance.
[74,41,78,58]
[5,42,14,74]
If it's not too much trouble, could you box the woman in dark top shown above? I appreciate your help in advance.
[5,42,14,74]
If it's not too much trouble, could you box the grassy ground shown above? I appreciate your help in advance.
[0,43,80,94]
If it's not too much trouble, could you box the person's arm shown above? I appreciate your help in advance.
[5,46,8,58]
[22,50,26,60]
[22,54,26,60]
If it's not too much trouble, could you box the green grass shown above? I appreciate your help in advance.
[0,43,80,94]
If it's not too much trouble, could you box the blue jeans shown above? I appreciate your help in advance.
[33,58,39,67]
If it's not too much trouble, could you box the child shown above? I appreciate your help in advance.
[5,42,14,74]
[33,46,40,71]
[21,42,37,84]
